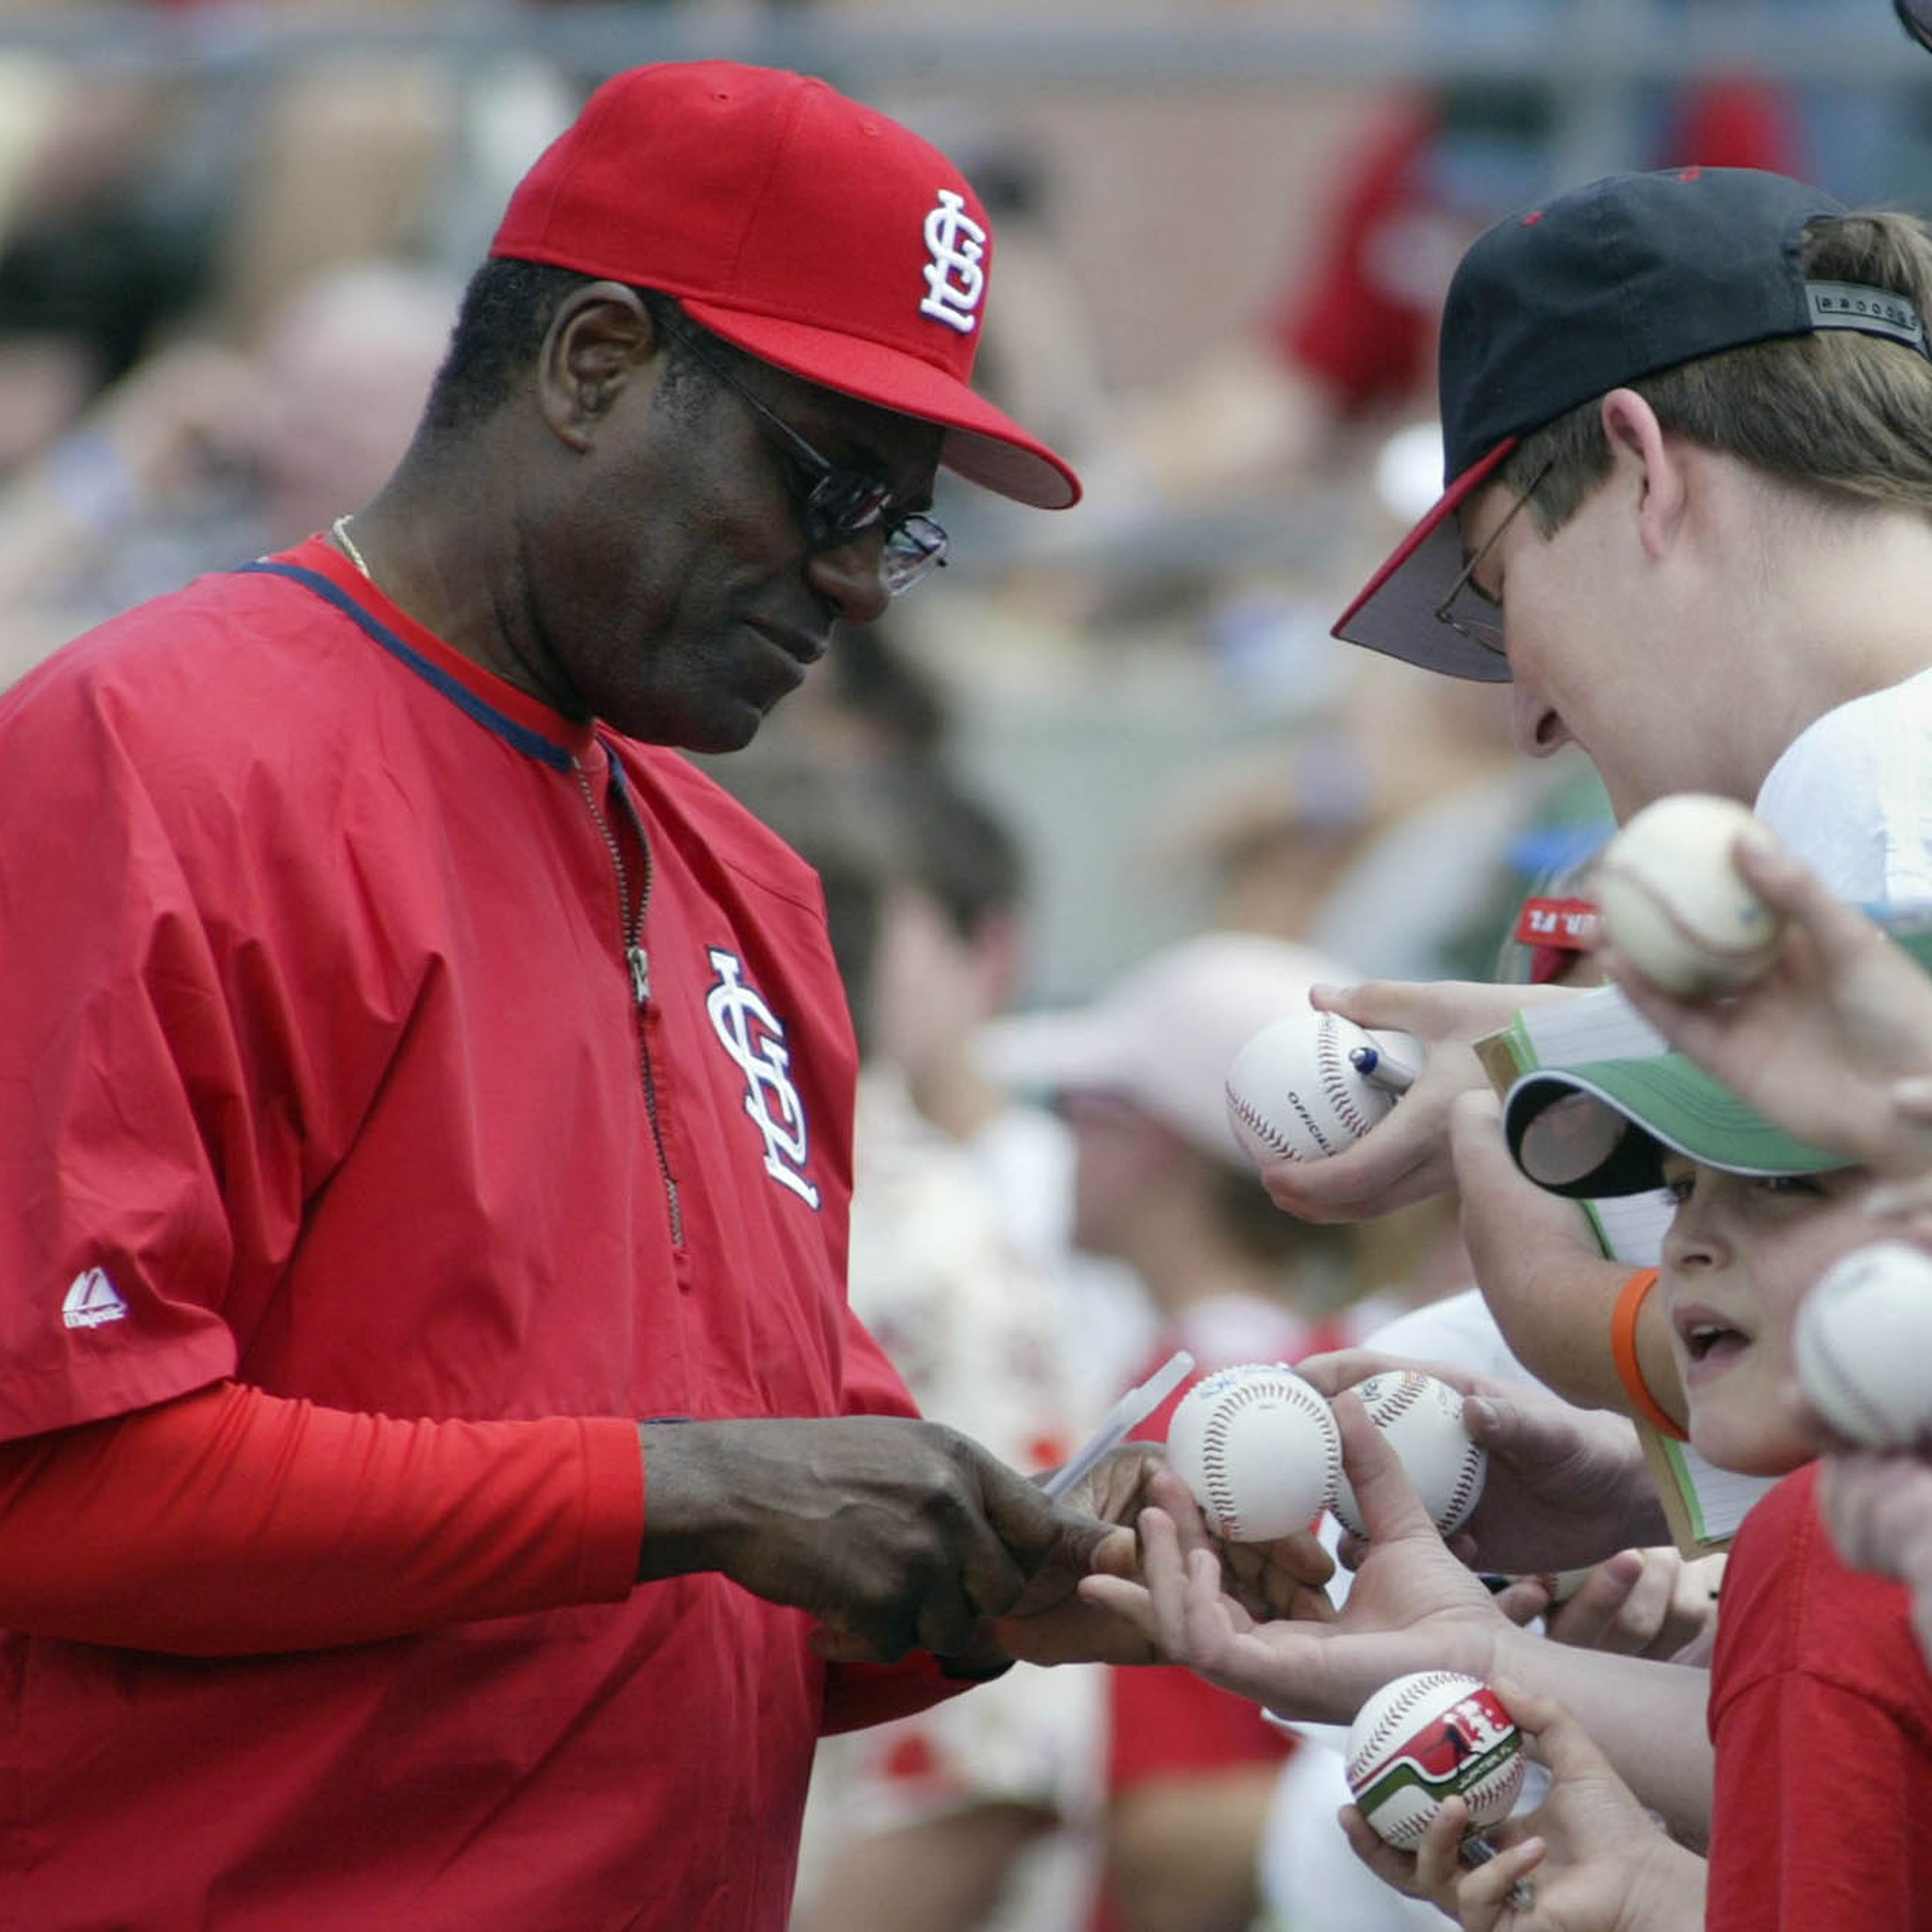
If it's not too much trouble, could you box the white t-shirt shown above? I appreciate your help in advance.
[1754,665,1932,904]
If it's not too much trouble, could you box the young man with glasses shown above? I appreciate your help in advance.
[1250,170,1932,1568]
[0,63,1318,1931]
[1259,168,1932,1239]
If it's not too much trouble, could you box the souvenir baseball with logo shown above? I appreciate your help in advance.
[1345,1671,1526,1850]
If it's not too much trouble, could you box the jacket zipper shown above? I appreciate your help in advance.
[573,759,685,1249]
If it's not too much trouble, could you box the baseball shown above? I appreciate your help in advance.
[1224,1011,1423,1165]
[1331,1370,1488,1539]
[1346,1671,1527,1850]
[1165,1362,1342,1543]
[1592,793,1785,996]
[1794,1240,1932,1447]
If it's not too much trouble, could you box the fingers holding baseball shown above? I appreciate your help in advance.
[1596,825,1932,1176]
[1340,1791,1471,1908]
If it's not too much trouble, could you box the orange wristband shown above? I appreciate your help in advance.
[1611,1267,1688,1440]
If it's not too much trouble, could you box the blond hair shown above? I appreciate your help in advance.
[1501,209,1932,529]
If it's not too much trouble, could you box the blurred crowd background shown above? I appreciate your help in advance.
[3,4,1924,1929]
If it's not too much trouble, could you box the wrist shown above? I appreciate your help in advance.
[1620,1831,1707,1932]
[635,1420,737,1582]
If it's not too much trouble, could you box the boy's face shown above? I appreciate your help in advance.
[1658,1153,1877,1475]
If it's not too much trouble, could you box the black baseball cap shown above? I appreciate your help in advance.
[1333,167,1932,682]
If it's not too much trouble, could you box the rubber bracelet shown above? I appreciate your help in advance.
[1611,1267,1687,1440]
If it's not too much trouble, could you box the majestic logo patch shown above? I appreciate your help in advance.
[706,949,821,1209]
[63,1267,128,1330]
[919,189,987,335]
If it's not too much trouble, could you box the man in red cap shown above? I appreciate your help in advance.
[0,63,1323,1930]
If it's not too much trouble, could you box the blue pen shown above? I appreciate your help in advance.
[1349,1043,1420,1094]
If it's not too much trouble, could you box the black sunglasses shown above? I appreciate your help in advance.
[658,312,949,596]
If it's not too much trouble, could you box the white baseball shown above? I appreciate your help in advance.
[1331,1370,1488,1539]
[1165,1362,1342,1542]
[1224,1011,1423,1165]
[1593,793,1785,996]
[1346,1671,1527,1850]
[1794,1240,1932,1447]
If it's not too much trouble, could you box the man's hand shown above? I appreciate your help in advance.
[1259,979,1579,1224]
[1296,1351,1665,1574]
[992,1445,1336,1668]
[1599,832,1932,1178]
[635,1417,1128,1663]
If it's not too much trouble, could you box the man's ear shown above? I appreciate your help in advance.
[536,281,662,451]
[1600,387,1686,562]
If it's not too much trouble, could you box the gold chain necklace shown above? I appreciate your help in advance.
[331,513,372,581]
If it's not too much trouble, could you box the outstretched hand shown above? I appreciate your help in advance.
[1257,979,1580,1225]
[1079,1394,1509,1725]
[1342,1683,1706,1932]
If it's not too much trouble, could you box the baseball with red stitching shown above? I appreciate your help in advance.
[1223,1011,1421,1165]
[1165,1362,1342,1543]
[1346,1672,1526,1850]
[1331,1369,1488,1539]
[1794,1240,1932,1447]
[1592,792,1785,996]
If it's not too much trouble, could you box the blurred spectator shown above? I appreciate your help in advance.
[986,931,1377,1932]
[0,257,461,679]
[1109,5,1859,507]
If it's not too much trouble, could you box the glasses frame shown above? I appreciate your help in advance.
[1434,459,1554,657]
[657,311,949,597]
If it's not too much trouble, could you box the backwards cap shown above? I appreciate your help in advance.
[490,60,1079,510]
[1334,166,1930,681]
[1503,915,1932,1198]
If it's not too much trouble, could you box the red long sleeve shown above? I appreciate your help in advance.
[0,1381,644,1653]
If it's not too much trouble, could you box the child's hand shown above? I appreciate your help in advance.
[1342,1682,1706,1931]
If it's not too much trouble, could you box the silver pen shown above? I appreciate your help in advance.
[1042,1349,1196,1500]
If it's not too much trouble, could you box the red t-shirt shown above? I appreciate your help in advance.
[1709,1461,1932,1930]
[0,539,943,1929]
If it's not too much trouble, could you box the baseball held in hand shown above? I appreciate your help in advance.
[1165,1363,1342,1542]
[1347,1672,1527,1849]
[1593,794,1785,996]
[1331,1369,1488,1539]
[1225,1011,1422,1165]
[1794,1240,1932,1447]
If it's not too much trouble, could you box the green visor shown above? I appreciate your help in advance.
[1503,908,1932,1199]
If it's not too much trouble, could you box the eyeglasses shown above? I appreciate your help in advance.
[1434,460,1553,656]
[659,312,949,597]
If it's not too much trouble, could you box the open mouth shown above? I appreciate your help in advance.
[1677,1308,1752,1377]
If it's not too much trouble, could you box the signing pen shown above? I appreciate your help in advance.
[1042,1349,1195,1500]
[1349,1043,1419,1094]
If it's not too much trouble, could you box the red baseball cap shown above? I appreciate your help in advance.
[490,61,1080,510]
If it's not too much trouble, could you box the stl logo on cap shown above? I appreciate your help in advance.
[920,188,987,335]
